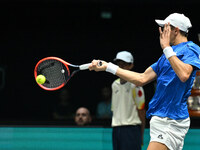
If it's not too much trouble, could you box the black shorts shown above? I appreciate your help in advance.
[112,125,141,150]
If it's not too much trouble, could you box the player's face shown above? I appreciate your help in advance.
[75,108,91,126]
[116,61,133,70]
[169,27,177,46]
[116,60,134,84]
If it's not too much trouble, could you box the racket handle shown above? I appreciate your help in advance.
[79,63,91,70]
[79,61,102,70]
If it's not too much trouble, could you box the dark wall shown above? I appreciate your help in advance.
[0,1,200,124]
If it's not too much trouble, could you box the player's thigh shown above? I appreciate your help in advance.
[147,141,169,150]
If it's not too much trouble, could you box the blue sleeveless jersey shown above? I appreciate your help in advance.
[147,41,200,120]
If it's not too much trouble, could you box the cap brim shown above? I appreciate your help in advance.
[113,58,123,62]
[113,58,117,62]
[155,19,165,27]
[113,58,132,63]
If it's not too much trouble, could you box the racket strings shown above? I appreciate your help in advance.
[37,59,69,88]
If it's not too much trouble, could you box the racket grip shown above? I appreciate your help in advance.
[79,61,102,70]
[79,63,91,70]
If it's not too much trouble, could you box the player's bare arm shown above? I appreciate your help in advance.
[89,60,157,86]
[168,57,193,82]
[116,66,157,86]
[160,23,193,82]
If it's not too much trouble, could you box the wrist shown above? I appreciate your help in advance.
[163,46,176,59]
[106,62,119,75]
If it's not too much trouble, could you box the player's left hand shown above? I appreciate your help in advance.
[159,22,171,49]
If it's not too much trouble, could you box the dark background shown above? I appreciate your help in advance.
[0,0,200,126]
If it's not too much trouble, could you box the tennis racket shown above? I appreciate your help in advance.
[34,57,100,91]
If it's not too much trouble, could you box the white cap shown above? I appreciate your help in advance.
[155,13,192,33]
[114,51,134,63]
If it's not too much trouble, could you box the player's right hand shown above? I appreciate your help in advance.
[89,59,107,72]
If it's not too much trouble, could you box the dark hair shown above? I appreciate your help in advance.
[180,30,188,37]
[170,25,188,37]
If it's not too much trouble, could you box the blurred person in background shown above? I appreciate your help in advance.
[53,88,74,120]
[96,86,112,119]
[75,107,92,126]
[111,51,146,150]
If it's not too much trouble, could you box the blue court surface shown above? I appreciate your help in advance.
[0,127,199,150]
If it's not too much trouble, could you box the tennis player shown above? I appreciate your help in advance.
[89,13,200,150]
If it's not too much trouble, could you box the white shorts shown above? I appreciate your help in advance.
[150,116,190,150]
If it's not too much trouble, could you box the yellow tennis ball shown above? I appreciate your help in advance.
[36,75,46,84]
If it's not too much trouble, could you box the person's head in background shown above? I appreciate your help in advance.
[75,107,92,126]
[114,51,134,84]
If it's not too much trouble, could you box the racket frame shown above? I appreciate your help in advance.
[34,57,78,91]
